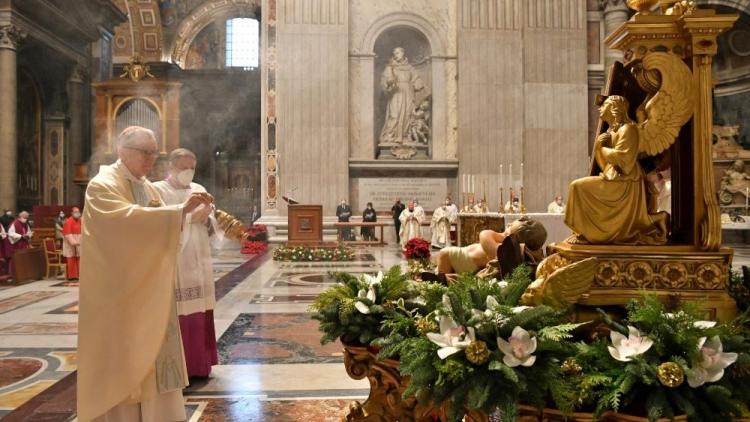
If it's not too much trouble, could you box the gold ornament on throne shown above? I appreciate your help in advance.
[565,52,694,246]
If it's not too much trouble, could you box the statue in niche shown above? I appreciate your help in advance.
[713,125,750,159]
[379,47,426,145]
[407,97,431,144]
[719,159,750,205]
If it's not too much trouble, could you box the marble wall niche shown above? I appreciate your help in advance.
[373,27,432,160]
[349,0,457,163]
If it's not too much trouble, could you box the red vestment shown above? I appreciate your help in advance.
[62,217,82,279]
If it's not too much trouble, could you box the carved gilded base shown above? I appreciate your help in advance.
[551,242,737,321]
[342,344,422,422]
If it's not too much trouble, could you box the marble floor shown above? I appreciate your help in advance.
[0,246,406,421]
[1,243,748,421]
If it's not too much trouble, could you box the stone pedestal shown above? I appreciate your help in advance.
[0,25,24,210]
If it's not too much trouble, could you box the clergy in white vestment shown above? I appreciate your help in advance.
[547,194,565,214]
[399,201,424,248]
[153,148,219,378]
[77,126,213,422]
[431,198,457,249]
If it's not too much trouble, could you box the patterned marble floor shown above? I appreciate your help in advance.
[0,246,405,421]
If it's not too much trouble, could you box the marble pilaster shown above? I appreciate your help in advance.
[601,0,630,76]
[66,65,87,205]
[0,25,25,211]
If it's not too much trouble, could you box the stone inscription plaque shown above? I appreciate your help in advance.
[358,178,447,212]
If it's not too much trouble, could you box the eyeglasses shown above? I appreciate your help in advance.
[124,146,160,158]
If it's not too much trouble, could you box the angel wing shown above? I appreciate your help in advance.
[637,52,695,156]
[542,257,598,308]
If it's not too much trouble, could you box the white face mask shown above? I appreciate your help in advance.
[73,213,81,219]
[176,169,195,186]
[19,218,27,223]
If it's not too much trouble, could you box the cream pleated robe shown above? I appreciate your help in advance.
[77,160,188,422]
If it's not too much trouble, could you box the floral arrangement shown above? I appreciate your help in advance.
[273,245,355,262]
[373,266,581,420]
[245,224,268,242]
[403,238,433,279]
[403,238,431,260]
[312,263,750,421]
[241,240,268,255]
[569,296,750,421]
[311,267,420,345]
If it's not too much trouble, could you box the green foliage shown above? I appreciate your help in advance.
[311,266,417,345]
[314,263,750,421]
[570,296,750,422]
[273,245,355,261]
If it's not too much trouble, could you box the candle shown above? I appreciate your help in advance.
[462,174,466,194]
[500,164,504,190]
[509,164,513,190]
[521,163,524,188]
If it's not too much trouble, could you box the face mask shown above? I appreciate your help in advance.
[5,212,11,216]
[176,169,195,186]
[73,213,81,219]
[59,214,65,218]
[19,218,27,223]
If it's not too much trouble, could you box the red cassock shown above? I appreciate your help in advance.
[62,217,82,280]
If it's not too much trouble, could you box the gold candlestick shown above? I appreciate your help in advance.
[499,188,504,214]
[520,186,527,214]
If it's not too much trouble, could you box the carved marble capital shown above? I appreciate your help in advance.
[69,64,88,83]
[0,25,25,51]
[600,0,630,13]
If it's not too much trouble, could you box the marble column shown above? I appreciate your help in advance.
[0,25,24,211]
[601,0,630,77]
[67,64,87,205]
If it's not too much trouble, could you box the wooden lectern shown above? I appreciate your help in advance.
[287,204,323,246]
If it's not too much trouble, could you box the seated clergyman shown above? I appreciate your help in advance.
[434,217,548,275]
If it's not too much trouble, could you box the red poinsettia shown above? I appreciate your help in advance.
[241,240,268,255]
[245,224,269,242]
[403,238,431,260]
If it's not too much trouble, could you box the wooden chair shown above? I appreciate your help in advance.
[42,238,65,279]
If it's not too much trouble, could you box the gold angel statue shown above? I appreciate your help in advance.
[521,256,598,308]
[565,53,694,245]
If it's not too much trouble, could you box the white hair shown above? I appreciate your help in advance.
[117,126,156,148]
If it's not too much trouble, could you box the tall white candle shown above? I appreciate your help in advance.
[509,164,513,190]
[521,163,524,188]
[462,174,466,193]
[500,165,504,190]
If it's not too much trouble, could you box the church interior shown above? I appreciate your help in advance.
[2,0,750,421]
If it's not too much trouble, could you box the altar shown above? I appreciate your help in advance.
[457,212,569,247]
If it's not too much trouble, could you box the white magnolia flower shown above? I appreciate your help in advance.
[687,336,738,388]
[489,279,509,289]
[354,286,377,314]
[362,271,384,286]
[426,315,473,359]
[607,326,653,362]
[512,306,531,313]
[497,326,537,367]
[664,313,717,329]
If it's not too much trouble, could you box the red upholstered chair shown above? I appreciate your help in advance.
[42,238,65,279]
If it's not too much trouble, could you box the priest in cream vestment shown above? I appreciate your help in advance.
[77,126,213,422]
[399,201,424,248]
